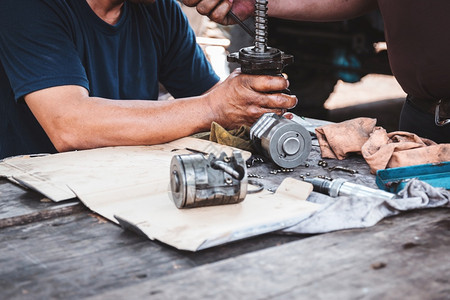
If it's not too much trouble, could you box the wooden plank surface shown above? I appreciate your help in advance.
[0,180,84,229]
[1,138,448,299]
[0,211,304,299]
[90,208,450,300]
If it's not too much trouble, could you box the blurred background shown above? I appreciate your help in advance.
[180,3,407,132]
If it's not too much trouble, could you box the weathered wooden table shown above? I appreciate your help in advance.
[1,140,449,299]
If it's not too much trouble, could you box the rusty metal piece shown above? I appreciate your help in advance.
[328,166,359,174]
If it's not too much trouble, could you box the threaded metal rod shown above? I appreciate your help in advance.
[254,0,268,52]
[227,0,293,75]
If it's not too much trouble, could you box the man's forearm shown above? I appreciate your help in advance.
[24,72,297,153]
[72,96,216,150]
[268,0,378,21]
[25,85,216,152]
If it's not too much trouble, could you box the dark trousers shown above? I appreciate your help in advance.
[399,97,450,143]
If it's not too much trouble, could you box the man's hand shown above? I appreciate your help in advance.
[182,0,255,25]
[204,68,297,128]
[24,69,296,153]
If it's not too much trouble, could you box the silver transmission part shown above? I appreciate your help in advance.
[250,113,312,168]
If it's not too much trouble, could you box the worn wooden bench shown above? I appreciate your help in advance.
[1,138,448,299]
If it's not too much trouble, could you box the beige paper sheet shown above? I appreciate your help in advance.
[70,177,318,251]
[0,137,249,202]
[0,138,319,251]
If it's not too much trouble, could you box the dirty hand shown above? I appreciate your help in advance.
[205,69,298,128]
[182,0,255,25]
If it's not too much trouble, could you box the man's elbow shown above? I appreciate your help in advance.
[48,128,90,153]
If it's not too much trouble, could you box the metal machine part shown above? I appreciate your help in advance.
[169,151,248,209]
[227,0,293,76]
[250,113,312,168]
[305,177,396,200]
[328,166,359,174]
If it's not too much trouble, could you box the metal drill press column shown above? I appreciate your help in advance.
[227,0,293,75]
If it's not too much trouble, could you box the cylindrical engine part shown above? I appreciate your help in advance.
[250,113,312,168]
[169,151,247,209]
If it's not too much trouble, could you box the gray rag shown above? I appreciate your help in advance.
[283,179,450,234]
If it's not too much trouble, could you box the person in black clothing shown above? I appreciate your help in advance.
[183,0,450,143]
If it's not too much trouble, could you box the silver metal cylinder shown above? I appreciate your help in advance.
[169,151,248,209]
[250,113,312,168]
[331,178,396,199]
[305,177,396,200]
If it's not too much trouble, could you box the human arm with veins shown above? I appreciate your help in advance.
[182,0,378,24]
[25,69,296,152]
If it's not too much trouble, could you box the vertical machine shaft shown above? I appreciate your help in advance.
[228,1,312,169]
[254,0,268,53]
[227,0,293,76]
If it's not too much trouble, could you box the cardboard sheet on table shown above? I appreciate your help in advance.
[69,177,319,251]
[0,137,319,250]
[0,137,249,202]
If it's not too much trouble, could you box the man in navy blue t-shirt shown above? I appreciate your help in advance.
[0,0,296,159]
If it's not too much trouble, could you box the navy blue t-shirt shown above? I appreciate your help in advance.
[0,0,219,159]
